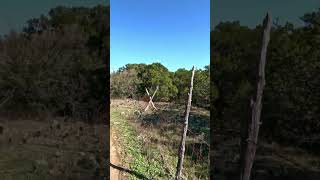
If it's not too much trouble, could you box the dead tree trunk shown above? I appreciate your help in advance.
[144,85,159,112]
[175,66,195,180]
[240,13,272,180]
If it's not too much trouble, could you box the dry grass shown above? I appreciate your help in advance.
[213,132,320,180]
[0,116,107,180]
[111,99,209,179]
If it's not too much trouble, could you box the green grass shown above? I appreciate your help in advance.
[111,100,210,180]
[111,108,169,179]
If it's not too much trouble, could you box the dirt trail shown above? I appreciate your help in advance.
[110,130,122,180]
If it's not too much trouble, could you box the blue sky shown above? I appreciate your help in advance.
[211,0,320,28]
[0,0,108,35]
[110,0,210,72]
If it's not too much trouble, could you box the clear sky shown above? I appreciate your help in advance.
[110,0,210,72]
[211,0,320,28]
[0,0,109,35]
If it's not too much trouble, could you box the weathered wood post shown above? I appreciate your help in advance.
[175,66,195,180]
[240,13,272,180]
[144,85,159,111]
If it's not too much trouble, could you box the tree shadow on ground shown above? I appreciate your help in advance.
[139,105,209,133]
[110,163,150,180]
[185,142,209,162]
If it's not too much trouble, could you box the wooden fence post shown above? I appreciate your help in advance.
[175,66,195,180]
[144,85,159,112]
[240,13,272,180]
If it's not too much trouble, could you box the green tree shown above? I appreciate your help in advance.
[211,9,320,148]
[173,68,191,102]
[0,5,109,121]
[193,66,210,108]
[110,68,141,99]
[138,63,178,101]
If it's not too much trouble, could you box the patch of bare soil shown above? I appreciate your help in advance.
[110,130,124,180]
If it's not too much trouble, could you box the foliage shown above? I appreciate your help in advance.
[0,5,109,121]
[110,68,141,99]
[173,68,193,103]
[111,63,210,108]
[211,9,320,148]
[193,66,210,108]
[137,63,178,101]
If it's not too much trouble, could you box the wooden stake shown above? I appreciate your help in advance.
[144,85,159,112]
[175,66,195,180]
[240,13,272,180]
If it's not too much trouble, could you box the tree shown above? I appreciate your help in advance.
[173,66,210,108]
[211,9,320,178]
[110,68,141,99]
[0,5,109,121]
[173,68,192,102]
[193,66,210,108]
[138,63,178,101]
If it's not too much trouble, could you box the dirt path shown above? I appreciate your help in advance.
[110,130,122,180]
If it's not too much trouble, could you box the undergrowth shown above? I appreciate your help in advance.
[111,100,209,179]
[111,108,169,179]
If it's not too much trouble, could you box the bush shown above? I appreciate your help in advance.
[211,9,320,147]
[111,63,210,108]
[0,5,109,121]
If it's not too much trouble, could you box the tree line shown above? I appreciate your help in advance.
[0,5,109,121]
[110,63,210,108]
[211,9,320,150]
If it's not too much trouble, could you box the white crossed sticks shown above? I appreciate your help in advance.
[144,85,159,112]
